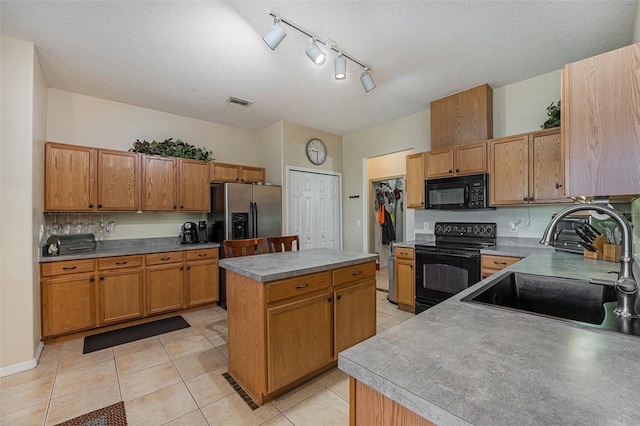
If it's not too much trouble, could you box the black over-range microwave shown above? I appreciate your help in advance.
[425,173,493,210]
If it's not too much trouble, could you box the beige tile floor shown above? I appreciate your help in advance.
[0,268,412,425]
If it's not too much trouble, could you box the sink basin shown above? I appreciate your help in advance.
[462,272,617,325]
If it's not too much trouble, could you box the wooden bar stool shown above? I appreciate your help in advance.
[223,238,264,258]
[267,235,300,253]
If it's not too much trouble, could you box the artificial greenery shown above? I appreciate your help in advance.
[541,100,561,129]
[129,138,214,161]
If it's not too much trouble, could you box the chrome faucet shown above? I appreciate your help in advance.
[540,204,639,318]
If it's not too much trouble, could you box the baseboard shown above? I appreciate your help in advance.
[0,340,44,377]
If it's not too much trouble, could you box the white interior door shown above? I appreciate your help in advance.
[288,169,341,249]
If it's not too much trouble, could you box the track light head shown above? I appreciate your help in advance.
[263,17,286,50]
[360,68,376,92]
[334,54,346,80]
[305,38,326,66]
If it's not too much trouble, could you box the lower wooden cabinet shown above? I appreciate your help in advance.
[41,272,97,337]
[334,279,376,354]
[481,254,523,279]
[41,248,219,338]
[394,248,415,312]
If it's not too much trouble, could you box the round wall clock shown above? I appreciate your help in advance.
[306,138,327,165]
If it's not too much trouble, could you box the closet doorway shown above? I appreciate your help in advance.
[370,177,405,271]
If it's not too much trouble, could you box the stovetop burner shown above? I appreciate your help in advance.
[417,222,497,250]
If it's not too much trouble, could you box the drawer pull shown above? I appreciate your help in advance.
[198,253,208,257]
[62,266,77,270]
[337,294,342,300]
[161,257,171,261]
[115,261,128,265]
[352,271,362,276]
[89,276,95,282]
[494,261,507,265]
[328,297,332,303]
[296,283,309,289]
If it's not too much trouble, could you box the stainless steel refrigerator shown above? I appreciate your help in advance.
[208,182,282,249]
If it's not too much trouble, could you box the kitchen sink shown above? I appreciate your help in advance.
[462,272,625,325]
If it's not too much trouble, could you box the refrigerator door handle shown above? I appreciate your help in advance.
[254,202,258,237]
[249,202,255,238]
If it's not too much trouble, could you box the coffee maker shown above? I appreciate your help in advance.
[181,222,198,244]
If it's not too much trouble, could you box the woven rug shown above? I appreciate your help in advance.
[56,401,127,426]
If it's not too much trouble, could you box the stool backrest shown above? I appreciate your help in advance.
[267,235,300,253]
[223,238,264,258]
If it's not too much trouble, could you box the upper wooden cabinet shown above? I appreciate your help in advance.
[406,153,426,208]
[178,159,210,211]
[563,42,640,198]
[141,155,177,211]
[489,128,569,206]
[430,84,493,150]
[210,161,265,184]
[45,142,97,211]
[426,141,487,179]
[97,149,140,211]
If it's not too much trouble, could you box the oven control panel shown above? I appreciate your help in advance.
[434,222,496,238]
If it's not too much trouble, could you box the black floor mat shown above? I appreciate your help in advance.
[83,316,190,354]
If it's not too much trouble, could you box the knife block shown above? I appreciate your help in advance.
[583,234,608,260]
[603,244,622,262]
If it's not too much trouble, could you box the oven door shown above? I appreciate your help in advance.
[415,247,480,313]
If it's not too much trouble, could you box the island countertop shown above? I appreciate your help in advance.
[339,251,640,425]
[219,248,377,282]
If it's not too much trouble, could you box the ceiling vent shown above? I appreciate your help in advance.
[227,97,253,107]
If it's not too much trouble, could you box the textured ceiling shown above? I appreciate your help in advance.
[1,1,636,136]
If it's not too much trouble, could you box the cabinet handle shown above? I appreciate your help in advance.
[89,203,94,208]
[187,265,191,270]
[555,183,562,189]
[161,257,171,261]
[100,276,104,281]
[180,266,184,271]
[115,261,128,265]
[523,197,528,201]
[352,271,362,276]
[455,168,460,173]
[62,266,77,270]
[337,295,342,300]
[529,197,534,201]
[89,276,95,282]
[409,264,413,269]
[296,283,309,289]
[448,169,453,174]
[198,253,208,257]
[173,205,177,209]
[494,261,507,265]
[328,297,333,302]
[180,205,184,209]
[98,204,103,208]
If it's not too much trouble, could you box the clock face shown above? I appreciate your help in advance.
[306,138,327,165]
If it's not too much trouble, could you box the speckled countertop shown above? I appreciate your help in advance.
[394,237,554,257]
[39,237,220,263]
[219,248,376,282]
[338,251,640,425]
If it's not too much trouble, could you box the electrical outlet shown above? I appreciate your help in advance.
[356,220,361,228]
[178,224,183,233]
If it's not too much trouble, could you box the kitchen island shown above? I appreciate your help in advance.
[219,248,377,405]
[339,250,640,425]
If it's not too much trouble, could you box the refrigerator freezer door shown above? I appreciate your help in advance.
[224,183,253,240]
[252,185,282,241]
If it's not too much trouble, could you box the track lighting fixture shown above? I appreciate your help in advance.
[264,11,376,92]
[306,39,326,66]
[360,68,376,92]
[334,54,346,80]
[263,17,287,50]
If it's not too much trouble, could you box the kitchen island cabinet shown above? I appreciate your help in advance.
[339,251,640,425]
[394,247,415,312]
[220,248,376,405]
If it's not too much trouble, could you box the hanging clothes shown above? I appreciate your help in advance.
[381,208,396,245]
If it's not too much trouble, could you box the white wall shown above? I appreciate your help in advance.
[633,2,640,43]
[46,90,259,240]
[343,71,565,252]
[1,36,47,372]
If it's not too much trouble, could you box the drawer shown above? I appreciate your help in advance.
[98,255,143,270]
[267,272,331,304]
[145,251,184,265]
[481,255,522,271]
[185,248,219,261]
[41,259,95,277]
[395,247,414,260]
[332,262,376,287]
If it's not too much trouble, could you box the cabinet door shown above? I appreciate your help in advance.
[97,150,140,211]
[240,166,265,184]
[186,259,219,306]
[267,293,333,392]
[334,279,376,355]
[395,259,415,308]
[455,142,487,175]
[99,269,144,324]
[489,136,529,205]
[142,155,177,211]
[146,263,184,315]
[42,273,96,337]
[178,159,210,211]
[210,162,239,182]
[406,153,426,208]
[45,142,96,211]
[425,149,454,179]
[563,43,640,197]
[530,129,570,203]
